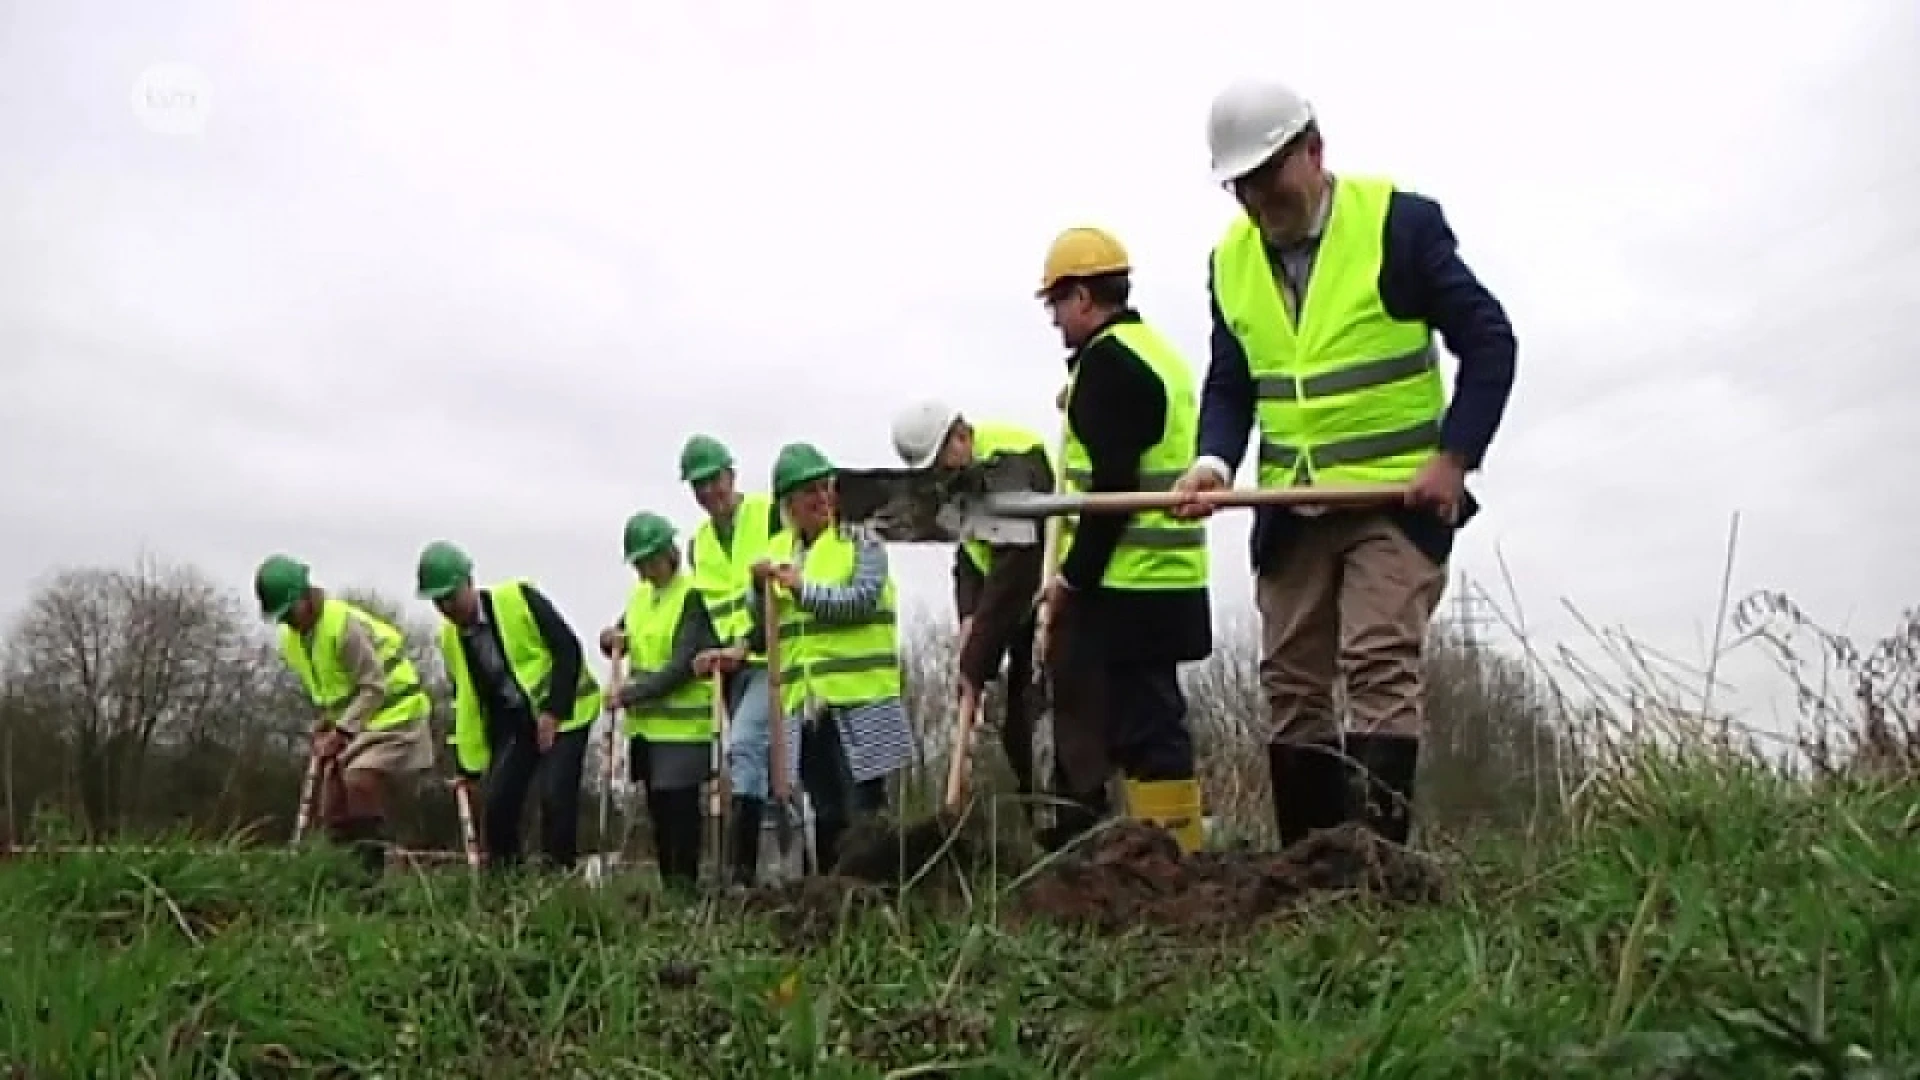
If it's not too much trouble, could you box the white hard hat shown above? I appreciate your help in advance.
[891,400,960,469]
[1207,79,1315,186]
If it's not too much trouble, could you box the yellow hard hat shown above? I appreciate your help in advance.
[1037,226,1130,296]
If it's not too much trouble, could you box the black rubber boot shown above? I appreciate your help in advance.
[329,815,389,879]
[1348,733,1420,846]
[813,812,847,877]
[1036,785,1110,854]
[1267,739,1354,850]
[725,796,764,888]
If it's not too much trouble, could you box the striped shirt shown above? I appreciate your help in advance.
[781,523,916,783]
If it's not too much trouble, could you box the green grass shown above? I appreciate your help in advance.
[5,753,1920,1078]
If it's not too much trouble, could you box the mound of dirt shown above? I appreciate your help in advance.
[1008,821,1447,936]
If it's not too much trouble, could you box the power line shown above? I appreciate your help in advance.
[1445,571,1495,652]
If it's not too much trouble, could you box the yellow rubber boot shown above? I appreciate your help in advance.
[1124,777,1205,855]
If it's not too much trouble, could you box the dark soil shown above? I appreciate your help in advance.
[1008,821,1448,936]
[729,819,1446,944]
[730,875,890,948]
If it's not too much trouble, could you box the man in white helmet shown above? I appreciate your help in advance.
[889,400,1054,810]
[1170,79,1518,852]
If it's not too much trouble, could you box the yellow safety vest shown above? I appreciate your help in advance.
[620,573,715,743]
[688,491,775,655]
[440,578,602,775]
[1210,174,1446,487]
[1059,319,1210,591]
[765,525,902,717]
[961,419,1051,575]
[278,598,430,732]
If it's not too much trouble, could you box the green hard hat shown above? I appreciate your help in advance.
[415,540,475,600]
[623,511,676,565]
[253,554,311,622]
[771,441,836,499]
[679,434,734,484]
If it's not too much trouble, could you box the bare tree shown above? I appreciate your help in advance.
[1,555,270,837]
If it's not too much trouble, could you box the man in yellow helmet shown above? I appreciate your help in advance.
[887,400,1055,809]
[418,541,602,874]
[1171,79,1518,850]
[599,511,720,895]
[1032,225,1213,854]
[254,554,436,877]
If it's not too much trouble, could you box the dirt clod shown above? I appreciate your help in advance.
[656,959,702,990]
[731,876,887,948]
[1010,821,1447,935]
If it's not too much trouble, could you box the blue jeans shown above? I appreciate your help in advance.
[725,665,802,800]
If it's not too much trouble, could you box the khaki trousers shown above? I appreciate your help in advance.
[1255,512,1448,744]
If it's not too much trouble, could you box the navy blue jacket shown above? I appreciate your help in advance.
[1197,188,1517,571]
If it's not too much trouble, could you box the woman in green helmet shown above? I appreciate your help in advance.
[598,511,721,895]
[706,441,918,875]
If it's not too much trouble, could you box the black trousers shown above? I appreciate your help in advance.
[799,716,887,873]
[1105,661,1194,783]
[483,724,590,871]
[999,615,1039,798]
[1048,618,1195,844]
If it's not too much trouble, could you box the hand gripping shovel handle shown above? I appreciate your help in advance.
[763,586,798,858]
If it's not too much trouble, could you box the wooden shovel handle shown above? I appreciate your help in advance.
[709,671,730,816]
[943,685,982,812]
[992,482,1411,518]
[763,587,791,804]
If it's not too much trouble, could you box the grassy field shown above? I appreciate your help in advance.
[4,751,1919,1079]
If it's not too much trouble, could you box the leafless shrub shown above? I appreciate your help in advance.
[1732,590,1920,779]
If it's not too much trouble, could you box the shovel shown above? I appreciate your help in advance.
[983,481,1413,520]
[1028,421,1072,832]
[763,585,800,865]
[600,652,626,852]
[707,669,732,883]
[291,751,327,846]
[942,682,987,813]
[453,777,483,871]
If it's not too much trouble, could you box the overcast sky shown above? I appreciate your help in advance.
[4,0,1917,739]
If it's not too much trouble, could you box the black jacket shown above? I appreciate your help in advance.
[454,583,585,777]
[1056,309,1211,666]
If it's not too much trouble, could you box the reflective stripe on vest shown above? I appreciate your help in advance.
[689,491,775,655]
[961,420,1050,574]
[621,574,715,743]
[765,525,902,716]
[1058,320,1211,590]
[440,578,603,776]
[278,599,430,732]
[1210,174,1445,487]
